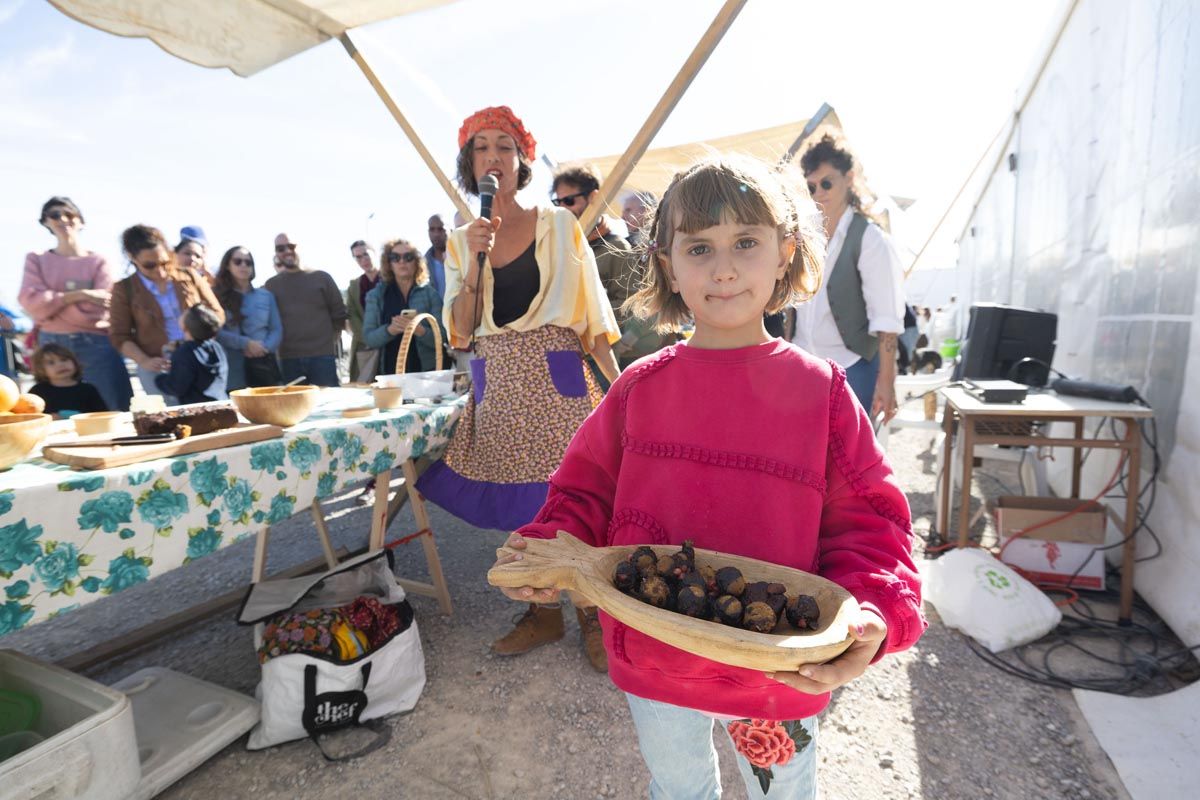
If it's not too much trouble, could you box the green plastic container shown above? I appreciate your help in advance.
[0,688,40,737]
[939,338,961,359]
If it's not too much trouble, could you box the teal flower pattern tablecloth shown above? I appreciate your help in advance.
[0,392,464,636]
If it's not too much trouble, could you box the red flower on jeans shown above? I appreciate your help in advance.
[727,719,796,769]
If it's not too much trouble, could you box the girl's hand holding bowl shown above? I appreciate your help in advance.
[493,532,560,604]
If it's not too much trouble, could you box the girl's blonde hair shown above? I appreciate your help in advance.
[379,239,429,286]
[623,155,824,332]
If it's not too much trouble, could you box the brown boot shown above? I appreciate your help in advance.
[576,606,608,673]
[491,603,564,656]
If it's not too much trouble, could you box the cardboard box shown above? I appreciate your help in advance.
[994,496,1107,590]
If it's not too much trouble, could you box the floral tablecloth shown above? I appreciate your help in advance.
[0,390,464,636]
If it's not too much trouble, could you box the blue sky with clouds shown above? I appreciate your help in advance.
[0,0,1058,310]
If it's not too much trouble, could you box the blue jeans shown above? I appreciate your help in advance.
[281,355,339,387]
[844,352,880,414]
[38,331,133,412]
[625,694,818,800]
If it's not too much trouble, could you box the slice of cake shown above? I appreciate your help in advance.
[133,402,239,438]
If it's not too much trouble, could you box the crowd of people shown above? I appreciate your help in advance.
[17,104,921,799]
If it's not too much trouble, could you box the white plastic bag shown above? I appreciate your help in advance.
[922,547,1062,653]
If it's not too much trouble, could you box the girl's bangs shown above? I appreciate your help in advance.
[670,166,781,235]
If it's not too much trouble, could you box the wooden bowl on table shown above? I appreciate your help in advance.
[230,385,320,427]
[372,385,404,409]
[0,413,52,469]
[488,532,859,671]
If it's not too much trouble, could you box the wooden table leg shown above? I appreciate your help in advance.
[936,404,955,540]
[310,500,339,569]
[957,418,975,547]
[1072,417,1084,498]
[402,459,453,615]
[252,527,271,583]
[1119,417,1141,624]
[369,468,392,551]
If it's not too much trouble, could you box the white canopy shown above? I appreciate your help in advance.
[46,0,751,225]
[579,107,843,198]
[47,0,458,77]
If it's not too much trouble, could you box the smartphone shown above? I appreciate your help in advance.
[400,309,417,318]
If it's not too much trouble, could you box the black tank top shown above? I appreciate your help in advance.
[491,241,540,327]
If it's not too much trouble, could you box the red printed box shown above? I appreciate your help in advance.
[994,496,1107,591]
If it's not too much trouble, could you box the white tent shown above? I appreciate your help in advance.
[47,0,750,230]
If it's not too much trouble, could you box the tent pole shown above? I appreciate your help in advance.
[579,0,748,232]
[780,103,835,165]
[340,32,472,221]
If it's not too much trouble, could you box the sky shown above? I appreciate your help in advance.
[0,0,1061,311]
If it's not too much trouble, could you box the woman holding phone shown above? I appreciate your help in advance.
[361,238,446,374]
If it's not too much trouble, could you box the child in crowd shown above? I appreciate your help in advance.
[493,155,924,799]
[29,343,108,417]
[155,305,228,404]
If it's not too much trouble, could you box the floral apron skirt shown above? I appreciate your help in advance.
[417,325,603,531]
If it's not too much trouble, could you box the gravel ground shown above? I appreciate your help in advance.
[3,424,1138,800]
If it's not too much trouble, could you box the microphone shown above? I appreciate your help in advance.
[477,174,499,268]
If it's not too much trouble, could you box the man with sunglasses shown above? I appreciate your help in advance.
[345,239,380,383]
[551,165,673,373]
[793,132,906,427]
[264,233,347,387]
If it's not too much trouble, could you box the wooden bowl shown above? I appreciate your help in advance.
[488,532,859,671]
[372,385,404,409]
[72,411,130,437]
[230,386,320,427]
[0,413,52,470]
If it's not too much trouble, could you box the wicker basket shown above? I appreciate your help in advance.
[389,312,453,399]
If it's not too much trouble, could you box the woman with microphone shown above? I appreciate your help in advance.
[417,106,620,668]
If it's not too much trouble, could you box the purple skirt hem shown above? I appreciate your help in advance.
[416,461,549,532]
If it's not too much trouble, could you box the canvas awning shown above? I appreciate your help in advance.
[579,105,843,199]
[47,0,459,77]
[46,0,750,227]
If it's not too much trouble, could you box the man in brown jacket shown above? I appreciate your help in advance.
[345,239,380,383]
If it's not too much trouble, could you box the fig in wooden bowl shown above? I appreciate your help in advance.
[0,413,52,470]
[487,531,858,672]
[230,385,320,427]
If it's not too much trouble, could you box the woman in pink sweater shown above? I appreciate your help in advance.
[19,197,133,411]
[495,156,925,799]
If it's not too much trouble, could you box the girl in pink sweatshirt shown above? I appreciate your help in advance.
[494,155,925,799]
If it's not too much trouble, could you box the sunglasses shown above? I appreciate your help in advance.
[45,210,78,221]
[551,191,588,208]
[136,259,170,272]
[806,178,834,195]
[388,251,419,263]
[231,256,254,267]
[275,243,297,253]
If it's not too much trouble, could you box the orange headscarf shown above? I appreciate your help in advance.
[457,106,537,160]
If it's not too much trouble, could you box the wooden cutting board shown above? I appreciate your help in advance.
[41,424,285,470]
[487,532,859,671]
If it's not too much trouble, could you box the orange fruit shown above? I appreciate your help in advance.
[0,375,18,413]
[11,393,45,414]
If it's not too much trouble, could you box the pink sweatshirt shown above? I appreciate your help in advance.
[518,339,925,720]
[19,251,115,334]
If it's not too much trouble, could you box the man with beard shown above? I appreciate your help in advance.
[264,232,347,386]
[425,213,448,297]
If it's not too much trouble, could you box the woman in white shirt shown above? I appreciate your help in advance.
[792,133,905,423]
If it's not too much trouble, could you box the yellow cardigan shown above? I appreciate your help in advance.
[442,206,620,355]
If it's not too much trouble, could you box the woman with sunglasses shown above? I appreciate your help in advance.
[19,196,134,410]
[109,224,224,404]
[362,239,447,375]
[793,132,906,425]
[415,106,620,666]
[213,247,282,389]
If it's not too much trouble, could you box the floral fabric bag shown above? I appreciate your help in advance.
[237,549,426,758]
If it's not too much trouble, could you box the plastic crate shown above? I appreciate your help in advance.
[0,650,140,800]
